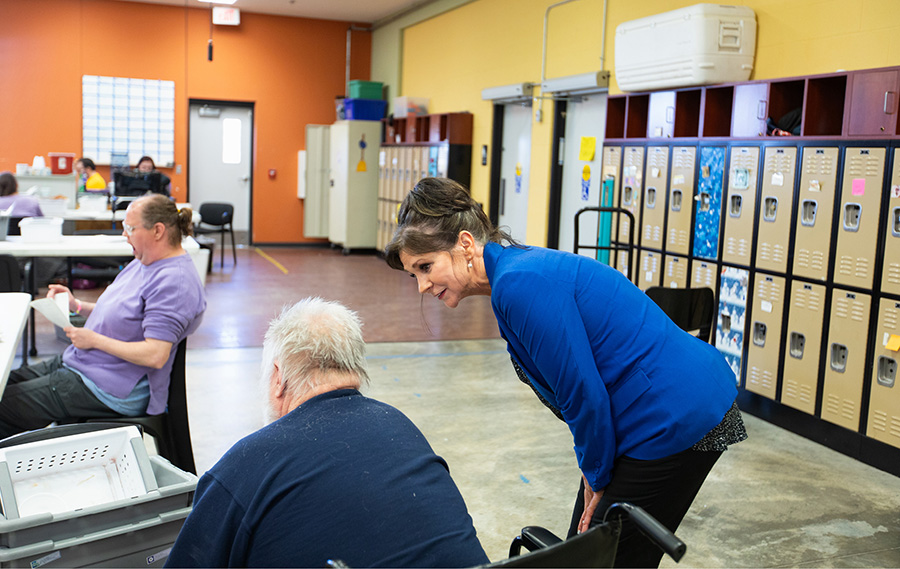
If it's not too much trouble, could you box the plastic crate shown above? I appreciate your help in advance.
[348,80,383,100]
[344,98,387,121]
[0,426,197,547]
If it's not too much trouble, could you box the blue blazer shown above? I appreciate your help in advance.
[483,243,737,490]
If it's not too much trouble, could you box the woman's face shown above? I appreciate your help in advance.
[137,160,153,173]
[400,248,471,308]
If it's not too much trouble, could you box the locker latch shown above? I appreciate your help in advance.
[801,200,818,227]
[671,189,683,212]
[789,332,805,359]
[752,322,767,347]
[877,356,897,388]
[763,197,778,222]
[729,194,742,217]
[720,312,732,333]
[830,343,849,373]
[646,187,657,208]
[698,191,711,212]
[623,186,634,206]
[892,206,900,237]
[842,203,861,232]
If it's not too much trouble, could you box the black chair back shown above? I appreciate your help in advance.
[488,523,620,568]
[0,254,22,292]
[199,202,234,227]
[645,286,716,343]
[7,217,25,237]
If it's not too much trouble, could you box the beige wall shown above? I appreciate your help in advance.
[397,0,900,246]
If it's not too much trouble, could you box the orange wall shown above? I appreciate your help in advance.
[0,0,371,244]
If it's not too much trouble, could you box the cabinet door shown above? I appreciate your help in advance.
[731,83,768,137]
[647,91,675,138]
[846,69,900,136]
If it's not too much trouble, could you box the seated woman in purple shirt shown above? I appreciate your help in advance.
[0,194,207,438]
[0,171,43,218]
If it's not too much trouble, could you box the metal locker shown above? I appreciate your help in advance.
[418,146,431,183]
[642,146,669,251]
[867,299,900,449]
[781,282,827,415]
[715,266,749,384]
[601,146,623,264]
[881,148,900,296]
[638,250,661,290]
[821,289,872,431]
[691,260,717,290]
[614,146,644,279]
[793,147,839,281]
[663,254,689,288]
[756,146,798,274]
[401,146,413,196]
[745,274,786,400]
[722,146,760,266]
[389,147,400,202]
[667,146,696,256]
[436,145,450,178]
[834,147,886,290]
[692,146,726,260]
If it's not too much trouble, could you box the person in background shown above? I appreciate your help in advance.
[0,194,205,437]
[135,155,172,196]
[384,177,747,569]
[0,171,43,217]
[75,157,106,192]
[165,297,489,568]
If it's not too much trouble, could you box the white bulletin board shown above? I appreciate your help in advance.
[82,75,175,167]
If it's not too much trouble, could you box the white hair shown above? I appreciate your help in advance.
[260,297,369,403]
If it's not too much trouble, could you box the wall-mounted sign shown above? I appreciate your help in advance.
[213,6,240,25]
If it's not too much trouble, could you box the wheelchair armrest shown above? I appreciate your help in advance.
[604,502,686,562]
[508,525,563,557]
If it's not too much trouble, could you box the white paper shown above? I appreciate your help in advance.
[30,294,71,329]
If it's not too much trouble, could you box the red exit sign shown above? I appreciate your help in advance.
[212,6,240,26]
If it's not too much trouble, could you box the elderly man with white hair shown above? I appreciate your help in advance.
[166,297,489,568]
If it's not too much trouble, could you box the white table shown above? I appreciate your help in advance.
[0,293,31,393]
[0,235,207,360]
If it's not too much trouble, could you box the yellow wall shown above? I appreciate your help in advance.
[401,0,900,246]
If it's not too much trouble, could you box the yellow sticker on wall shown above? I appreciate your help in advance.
[579,137,596,161]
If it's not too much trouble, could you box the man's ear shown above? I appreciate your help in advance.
[271,360,286,398]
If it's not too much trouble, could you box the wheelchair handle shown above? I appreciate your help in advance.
[603,502,687,562]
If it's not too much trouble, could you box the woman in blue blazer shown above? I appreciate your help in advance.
[385,178,747,568]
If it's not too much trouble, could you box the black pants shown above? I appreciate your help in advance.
[567,447,722,568]
[0,356,122,440]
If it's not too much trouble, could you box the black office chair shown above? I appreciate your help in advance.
[0,254,22,292]
[85,339,196,474]
[645,286,716,343]
[7,216,24,236]
[194,202,236,269]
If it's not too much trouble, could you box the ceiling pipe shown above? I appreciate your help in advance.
[346,25,373,98]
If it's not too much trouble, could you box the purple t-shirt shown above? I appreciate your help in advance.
[0,195,43,217]
[63,253,206,415]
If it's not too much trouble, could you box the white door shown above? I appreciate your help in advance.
[498,102,532,242]
[189,103,253,233]
[558,94,608,256]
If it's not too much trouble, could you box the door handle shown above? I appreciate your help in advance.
[240,176,250,182]
[500,178,506,216]
[885,91,896,115]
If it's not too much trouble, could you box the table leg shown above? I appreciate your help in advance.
[28,256,36,357]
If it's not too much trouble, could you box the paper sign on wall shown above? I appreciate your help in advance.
[579,137,596,161]
[771,172,784,186]
[852,178,865,196]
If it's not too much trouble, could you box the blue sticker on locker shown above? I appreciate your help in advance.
[693,147,726,260]
[715,266,749,384]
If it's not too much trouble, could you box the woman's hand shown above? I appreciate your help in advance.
[64,326,102,350]
[579,475,605,533]
[48,284,77,313]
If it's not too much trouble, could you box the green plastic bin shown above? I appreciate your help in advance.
[348,80,383,100]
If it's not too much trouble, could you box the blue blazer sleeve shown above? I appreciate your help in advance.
[493,269,616,490]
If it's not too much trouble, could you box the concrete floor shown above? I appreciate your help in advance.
[185,339,900,568]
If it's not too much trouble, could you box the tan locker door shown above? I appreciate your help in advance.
[667,147,696,256]
[417,146,430,185]
[867,299,900,448]
[822,289,872,431]
[793,147,839,281]
[389,146,400,202]
[834,147,886,289]
[638,250,661,290]
[691,260,717,290]
[642,146,668,250]
[757,146,798,273]
[602,146,623,258]
[663,255,689,288]
[881,149,900,295]
[401,146,413,199]
[618,146,644,244]
[722,146,760,266]
[781,282,827,415]
[745,274,786,400]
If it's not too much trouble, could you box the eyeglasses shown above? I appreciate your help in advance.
[123,222,138,236]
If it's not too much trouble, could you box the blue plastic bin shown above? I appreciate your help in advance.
[344,99,387,121]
